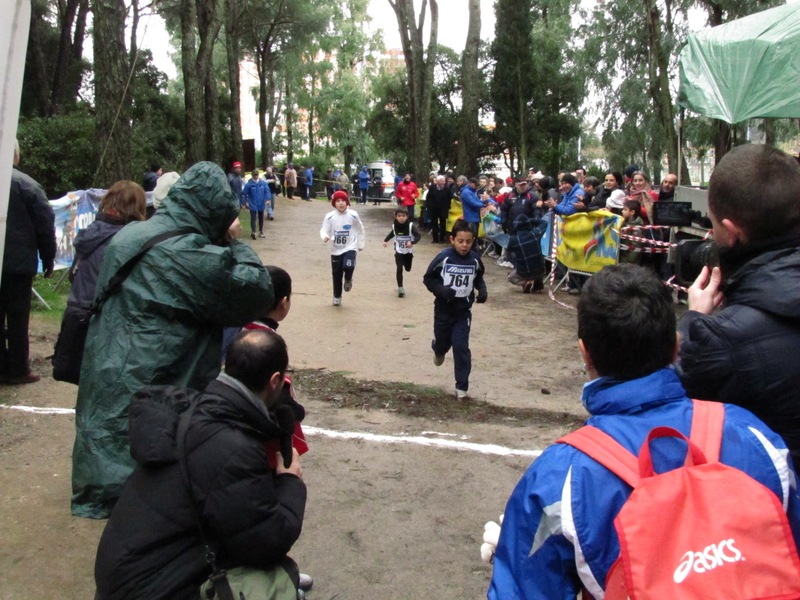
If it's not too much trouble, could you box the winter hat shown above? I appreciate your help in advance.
[331,190,350,207]
[232,161,243,168]
[152,171,181,208]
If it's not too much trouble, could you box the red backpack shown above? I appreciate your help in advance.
[558,400,800,600]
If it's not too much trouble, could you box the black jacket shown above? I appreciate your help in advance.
[94,379,306,600]
[426,184,454,214]
[501,190,541,234]
[67,213,126,309]
[677,234,800,462]
[423,247,487,312]
[5,168,56,275]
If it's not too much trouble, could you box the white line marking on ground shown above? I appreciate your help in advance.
[302,426,543,458]
[0,405,544,458]
[2,404,76,415]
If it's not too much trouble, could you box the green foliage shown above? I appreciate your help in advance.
[16,105,96,198]
[31,273,70,322]
[366,67,412,172]
[130,50,186,174]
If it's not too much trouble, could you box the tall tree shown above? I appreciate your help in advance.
[181,0,224,165]
[490,0,534,174]
[388,0,439,181]
[225,0,244,164]
[457,0,481,175]
[94,0,132,186]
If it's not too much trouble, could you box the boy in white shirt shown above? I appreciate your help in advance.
[320,190,366,306]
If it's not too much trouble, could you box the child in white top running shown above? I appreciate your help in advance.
[320,190,366,306]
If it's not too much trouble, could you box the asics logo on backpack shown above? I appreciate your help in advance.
[673,539,743,583]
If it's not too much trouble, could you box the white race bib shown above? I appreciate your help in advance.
[332,228,350,249]
[395,235,413,254]
[443,262,476,298]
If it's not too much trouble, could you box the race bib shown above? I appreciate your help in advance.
[443,262,476,298]
[395,235,413,254]
[332,228,350,249]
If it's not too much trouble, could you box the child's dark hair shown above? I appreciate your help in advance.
[265,266,292,314]
[578,264,675,381]
[394,207,408,216]
[624,199,641,214]
[451,219,474,237]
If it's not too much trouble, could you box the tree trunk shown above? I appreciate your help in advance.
[256,47,270,169]
[266,67,282,167]
[764,118,776,146]
[714,120,731,165]
[181,0,205,165]
[94,0,132,186]
[205,76,221,164]
[225,0,243,164]
[389,0,438,183]
[285,78,294,163]
[50,0,81,115]
[457,0,480,176]
[308,73,315,156]
[27,6,51,117]
[67,0,89,103]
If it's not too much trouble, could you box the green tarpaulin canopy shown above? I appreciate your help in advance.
[678,3,800,124]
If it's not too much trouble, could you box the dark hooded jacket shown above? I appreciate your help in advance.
[500,190,541,235]
[94,379,306,600]
[66,213,127,309]
[678,233,800,463]
[72,162,274,519]
[506,215,547,279]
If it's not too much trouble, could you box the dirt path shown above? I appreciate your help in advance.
[0,194,589,599]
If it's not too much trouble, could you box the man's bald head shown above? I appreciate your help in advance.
[225,329,288,394]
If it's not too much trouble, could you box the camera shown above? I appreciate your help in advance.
[674,239,720,287]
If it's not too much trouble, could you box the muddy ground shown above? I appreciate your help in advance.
[0,195,591,600]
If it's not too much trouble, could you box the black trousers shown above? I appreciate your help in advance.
[359,188,368,204]
[250,210,264,233]
[0,272,33,377]
[432,307,472,392]
[286,186,295,199]
[331,250,356,297]
[430,207,449,242]
[394,253,413,287]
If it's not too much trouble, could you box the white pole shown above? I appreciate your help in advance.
[0,0,32,273]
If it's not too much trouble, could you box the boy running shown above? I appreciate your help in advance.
[423,219,487,399]
[383,207,421,297]
[321,190,365,306]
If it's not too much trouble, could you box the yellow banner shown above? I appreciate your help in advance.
[556,211,622,273]
[446,198,486,237]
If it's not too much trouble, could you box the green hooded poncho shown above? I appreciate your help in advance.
[72,162,273,518]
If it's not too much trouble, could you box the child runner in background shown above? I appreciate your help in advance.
[242,169,271,239]
[619,199,644,265]
[383,207,421,298]
[423,219,487,399]
[321,190,366,306]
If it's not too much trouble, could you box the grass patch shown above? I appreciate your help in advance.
[31,273,69,322]
[293,368,585,429]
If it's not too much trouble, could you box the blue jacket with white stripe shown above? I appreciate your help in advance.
[488,368,800,600]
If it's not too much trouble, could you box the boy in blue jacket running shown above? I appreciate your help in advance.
[423,219,487,399]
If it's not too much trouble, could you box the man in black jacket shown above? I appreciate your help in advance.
[95,329,307,600]
[677,144,800,464]
[501,177,541,235]
[2,143,56,384]
[426,174,453,243]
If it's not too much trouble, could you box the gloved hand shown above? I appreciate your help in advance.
[436,285,457,302]
[476,289,488,303]
[480,514,503,563]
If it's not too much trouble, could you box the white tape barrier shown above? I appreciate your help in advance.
[0,405,544,458]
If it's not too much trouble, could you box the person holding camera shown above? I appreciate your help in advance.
[678,144,800,464]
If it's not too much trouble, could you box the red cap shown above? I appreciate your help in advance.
[331,190,350,207]
[505,177,513,185]
[233,161,243,168]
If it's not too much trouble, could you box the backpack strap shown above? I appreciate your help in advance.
[689,399,725,463]
[557,426,641,488]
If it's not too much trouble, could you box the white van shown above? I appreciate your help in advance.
[367,160,397,203]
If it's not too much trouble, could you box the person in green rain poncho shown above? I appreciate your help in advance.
[72,162,274,519]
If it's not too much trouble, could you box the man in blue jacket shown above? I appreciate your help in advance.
[242,169,271,239]
[458,176,486,238]
[358,165,370,205]
[304,166,314,201]
[489,264,800,600]
[545,173,585,216]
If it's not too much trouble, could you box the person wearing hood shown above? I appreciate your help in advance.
[506,214,548,293]
[94,329,307,600]
[52,181,147,384]
[678,144,800,465]
[71,161,273,519]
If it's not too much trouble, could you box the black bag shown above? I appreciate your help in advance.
[52,304,93,385]
[51,228,191,384]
